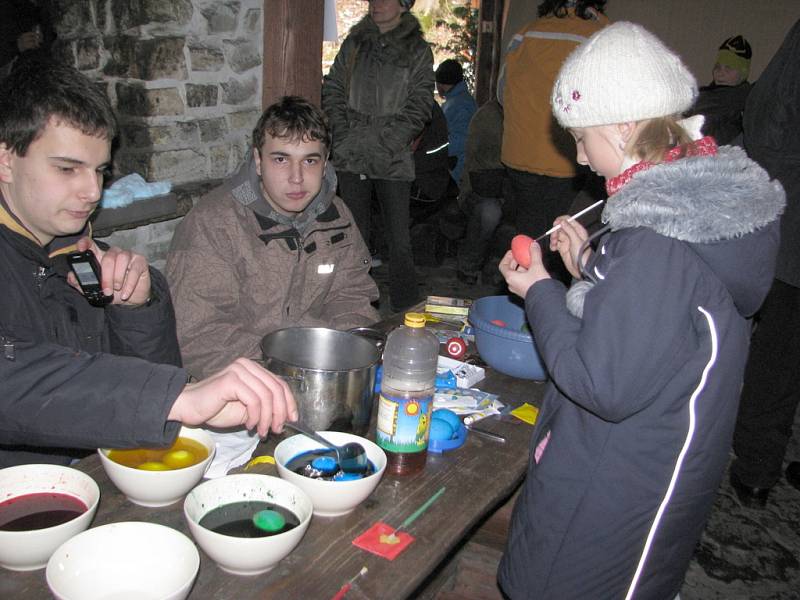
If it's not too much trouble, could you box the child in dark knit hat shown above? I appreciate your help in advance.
[688,35,753,145]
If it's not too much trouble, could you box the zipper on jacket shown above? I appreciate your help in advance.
[1,337,15,361]
[34,265,49,288]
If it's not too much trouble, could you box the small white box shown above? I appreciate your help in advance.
[437,355,485,388]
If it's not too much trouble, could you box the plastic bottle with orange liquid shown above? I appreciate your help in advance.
[377,313,439,475]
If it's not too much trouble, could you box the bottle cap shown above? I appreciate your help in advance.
[404,312,426,328]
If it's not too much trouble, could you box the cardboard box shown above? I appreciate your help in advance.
[424,295,472,316]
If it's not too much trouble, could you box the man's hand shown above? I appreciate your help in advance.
[16,30,41,53]
[67,237,152,307]
[168,359,299,438]
[499,241,550,300]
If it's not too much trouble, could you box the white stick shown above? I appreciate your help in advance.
[534,199,605,242]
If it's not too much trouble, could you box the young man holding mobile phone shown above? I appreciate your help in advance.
[0,57,297,468]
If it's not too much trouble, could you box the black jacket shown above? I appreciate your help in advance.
[0,216,186,468]
[743,18,800,288]
[322,12,434,181]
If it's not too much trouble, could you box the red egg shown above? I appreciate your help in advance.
[511,234,534,268]
[490,319,507,327]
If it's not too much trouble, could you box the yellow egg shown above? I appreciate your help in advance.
[137,461,170,471]
[162,449,196,469]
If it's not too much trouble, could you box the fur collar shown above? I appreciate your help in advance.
[602,145,784,243]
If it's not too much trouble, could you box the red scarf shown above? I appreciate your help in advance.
[605,136,719,196]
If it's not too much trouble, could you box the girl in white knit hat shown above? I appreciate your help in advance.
[497,21,785,600]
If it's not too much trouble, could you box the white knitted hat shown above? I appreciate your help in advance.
[551,22,698,128]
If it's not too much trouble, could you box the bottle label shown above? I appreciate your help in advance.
[376,391,433,454]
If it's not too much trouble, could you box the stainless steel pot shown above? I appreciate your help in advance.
[260,327,384,435]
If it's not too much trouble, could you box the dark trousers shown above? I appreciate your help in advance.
[732,279,800,487]
[337,171,419,311]
[504,167,584,281]
[458,193,503,276]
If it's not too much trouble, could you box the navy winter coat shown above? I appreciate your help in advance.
[498,145,784,599]
[0,216,186,468]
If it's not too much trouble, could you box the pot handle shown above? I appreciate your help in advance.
[348,327,386,352]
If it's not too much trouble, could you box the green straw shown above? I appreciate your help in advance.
[398,486,446,530]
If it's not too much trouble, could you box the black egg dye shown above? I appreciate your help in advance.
[286,449,375,481]
[199,501,299,538]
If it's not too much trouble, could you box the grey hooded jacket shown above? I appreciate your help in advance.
[498,145,784,599]
[322,12,434,181]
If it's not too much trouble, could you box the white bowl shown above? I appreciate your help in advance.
[183,474,312,576]
[274,431,386,517]
[46,521,199,600]
[98,426,215,507]
[0,464,99,571]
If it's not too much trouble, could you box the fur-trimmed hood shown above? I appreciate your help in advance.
[601,145,785,316]
[349,12,426,64]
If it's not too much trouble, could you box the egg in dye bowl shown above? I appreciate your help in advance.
[98,426,215,507]
[183,473,313,576]
[274,431,386,517]
[0,464,99,571]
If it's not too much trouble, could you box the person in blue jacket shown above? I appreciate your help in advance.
[497,22,784,599]
[435,59,476,187]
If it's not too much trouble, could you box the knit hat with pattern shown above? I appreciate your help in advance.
[551,22,698,128]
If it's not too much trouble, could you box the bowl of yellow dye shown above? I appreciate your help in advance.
[98,426,215,507]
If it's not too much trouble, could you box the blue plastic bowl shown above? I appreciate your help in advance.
[468,295,547,381]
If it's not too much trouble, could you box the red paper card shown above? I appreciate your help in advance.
[352,521,414,560]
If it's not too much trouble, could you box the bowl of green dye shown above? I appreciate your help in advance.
[183,473,312,576]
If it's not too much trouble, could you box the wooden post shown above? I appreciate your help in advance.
[474,0,504,106]
[262,0,325,108]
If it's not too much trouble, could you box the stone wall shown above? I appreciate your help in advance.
[48,0,263,185]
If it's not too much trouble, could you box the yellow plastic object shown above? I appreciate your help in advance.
[511,403,539,425]
[245,455,276,469]
[404,312,426,328]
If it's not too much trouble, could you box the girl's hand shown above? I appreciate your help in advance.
[550,217,591,280]
[498,242,550,299]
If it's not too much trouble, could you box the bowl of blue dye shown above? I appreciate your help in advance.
[468,295,547,380]
[183,474,312,576]
[274,431,386,517]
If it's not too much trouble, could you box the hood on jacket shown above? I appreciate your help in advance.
[227,152,338,238]
[603,145,785,317]
[349,12,425,65]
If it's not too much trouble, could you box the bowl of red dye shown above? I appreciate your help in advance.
[0,464,99,571]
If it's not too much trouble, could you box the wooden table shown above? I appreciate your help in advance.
[4,339,546,599]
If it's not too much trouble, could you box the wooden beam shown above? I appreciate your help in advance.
[474,0,504,106]
[262,0,325,108]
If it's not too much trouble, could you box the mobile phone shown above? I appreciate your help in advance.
[66,250,113,307]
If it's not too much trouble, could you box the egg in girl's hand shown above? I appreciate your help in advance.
[511,234,534,269]
[429,418,455,441]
